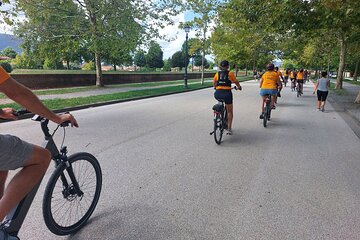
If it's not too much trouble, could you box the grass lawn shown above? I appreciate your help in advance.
[344,79,360,86]
[0,75,253,111]
[330,82,347,95]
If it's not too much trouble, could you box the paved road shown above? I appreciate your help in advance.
[2,80,360,240]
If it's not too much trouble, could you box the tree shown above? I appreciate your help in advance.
[145,41,164,69]
[313,0,360,89]
[134,50,147,68]
[187,38,202,71]
[1,47,18,58]
[211,0,278,72]
[194,55,208,70]
[171,51,185,70]
[0,0,16,26]
[163,58,172,71]
[15,0,182,86]
[185,0,221,84]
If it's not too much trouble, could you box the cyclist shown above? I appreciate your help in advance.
[259,63,282,119]
[0,66,78,234]
[253,69,258,81]
[283,68,290,87]
[274,67,283,104]
[290,68,297,91]
[304,69,308,83]
[213,60,242,135]
[296,68,305,94]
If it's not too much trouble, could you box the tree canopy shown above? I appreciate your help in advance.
[12,0,182,86]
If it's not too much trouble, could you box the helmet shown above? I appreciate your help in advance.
[220,60,229,68]
[266,63,275,71]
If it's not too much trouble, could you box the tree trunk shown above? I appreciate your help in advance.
[355,91,360,103]
[201,49,205,85]
[353,59,359,81]
[192,57,194,72]
[67,60,70,70]
[201,23,207,86]
[335,35,346,89]
[95,53,104,87]
[113,64,117,71]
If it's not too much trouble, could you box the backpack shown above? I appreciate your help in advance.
[216,71,231,87]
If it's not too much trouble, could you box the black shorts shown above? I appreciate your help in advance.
[214,90,233,104]
[297,80,304,84]
[317,90,328,101]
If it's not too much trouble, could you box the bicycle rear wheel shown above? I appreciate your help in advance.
[263,103,269,127]
[213,113,223,144]
[43,152,102,235]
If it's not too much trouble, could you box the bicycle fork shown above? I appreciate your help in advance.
[57,147,84,199]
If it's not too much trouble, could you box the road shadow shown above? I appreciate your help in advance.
[67,204,201,240]
[276,102,302,108]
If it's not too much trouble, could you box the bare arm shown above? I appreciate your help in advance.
[0,77,78,127]
[313,81,319,94]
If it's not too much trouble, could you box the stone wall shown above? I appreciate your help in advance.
[11,72,215,89]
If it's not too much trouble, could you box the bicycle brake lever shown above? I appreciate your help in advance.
[60,121,70,127]
[13,109,30,117]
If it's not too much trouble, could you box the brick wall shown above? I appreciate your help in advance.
[11,72,215,89]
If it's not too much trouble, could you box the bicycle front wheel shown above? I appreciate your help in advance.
[213,113,223,144]
[43,152,102,235]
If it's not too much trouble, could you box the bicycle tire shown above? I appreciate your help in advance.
[43,152,102,235]
[263,106,268,127]
[213,113,223,144]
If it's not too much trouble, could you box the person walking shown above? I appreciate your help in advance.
[313,71,330,112]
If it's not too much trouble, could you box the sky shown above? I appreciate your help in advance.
[158,11,194,59]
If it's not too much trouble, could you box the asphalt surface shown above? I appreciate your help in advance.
[2,79,360,240]
[1,78,359,132]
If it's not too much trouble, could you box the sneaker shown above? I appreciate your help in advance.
[226,129,232,135]
[321,107,325,112]
[271,105,276,110]
[259,113,264,119]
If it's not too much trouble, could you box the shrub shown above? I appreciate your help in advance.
[0,61,13,73]
[82,61,95,70]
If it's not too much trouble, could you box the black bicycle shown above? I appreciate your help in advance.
[296,81,303,97]
[262,94,272,127]
[2,111,102,239]
[210,86,240,144]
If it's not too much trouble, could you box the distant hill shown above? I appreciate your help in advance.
[0,33,22,53]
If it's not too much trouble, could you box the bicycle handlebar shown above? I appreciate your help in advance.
[214,86,242,91]
[13,109,71,138]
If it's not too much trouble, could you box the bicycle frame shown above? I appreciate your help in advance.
[3,115,75,238]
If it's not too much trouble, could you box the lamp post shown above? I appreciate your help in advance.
[184,24,190,88]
